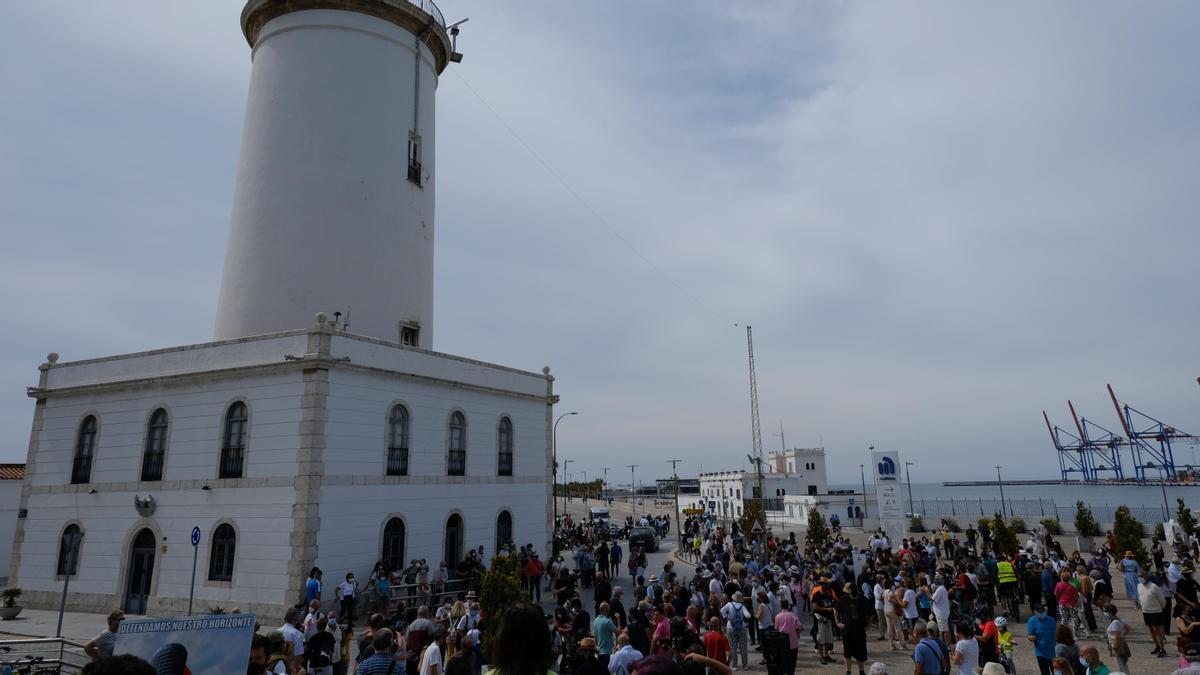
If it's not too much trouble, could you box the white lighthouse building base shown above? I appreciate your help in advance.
[13,320,554,621]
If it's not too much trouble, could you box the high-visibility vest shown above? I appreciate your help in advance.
[997,560,1017,584]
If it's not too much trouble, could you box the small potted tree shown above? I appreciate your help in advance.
[1074,501,1102,552]
[1,588,23,620]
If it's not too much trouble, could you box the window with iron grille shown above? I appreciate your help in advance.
[407,133,422,185]
[495,510,513,554]
[382,517,405,570]
[56,524,82,576]
[208,523,236,582]
[447,411,466,476]
[141,409,168,481]
[71,416,97,485]
[220,402,248,479]
[497,417,513,477]
[387,405,409,476]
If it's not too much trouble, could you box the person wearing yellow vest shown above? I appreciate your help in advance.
[997,557,1018,619]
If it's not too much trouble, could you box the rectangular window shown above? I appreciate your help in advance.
[400,322,420,347]
[808,484,817,495]
[407,133,422,185]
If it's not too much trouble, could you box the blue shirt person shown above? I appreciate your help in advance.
[1027,607,1057,671]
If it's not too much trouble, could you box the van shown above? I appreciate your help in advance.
[589,506,610,522]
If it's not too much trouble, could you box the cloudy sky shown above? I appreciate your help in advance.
[1,2,1197,483]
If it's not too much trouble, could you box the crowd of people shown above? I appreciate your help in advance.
[74,508,1200,675]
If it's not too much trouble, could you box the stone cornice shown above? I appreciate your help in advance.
[240,0,453,74]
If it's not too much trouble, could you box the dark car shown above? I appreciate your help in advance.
[629,526,659,552]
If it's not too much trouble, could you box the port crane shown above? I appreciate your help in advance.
[1108,384,1198,481]
[1044,409,1091,481]
[1043,384,1198,482]
[1067,400,1126,480]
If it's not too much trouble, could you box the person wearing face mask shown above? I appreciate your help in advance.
[1080,645,1110,675]
[336,572,359,624]
[1102,605,1129,674]
[1139,570,1169,657]
[1027,602,1057,675]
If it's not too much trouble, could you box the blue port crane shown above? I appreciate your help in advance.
[1067,400,1126,480]
[1044,410,1090,481]
[1108,383,1197,481]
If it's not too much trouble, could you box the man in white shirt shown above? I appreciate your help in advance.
[418,628,447,675]
[931,577,951,642]
[607,633,643,675]
[303,599,322,639]
[278,607,305,672]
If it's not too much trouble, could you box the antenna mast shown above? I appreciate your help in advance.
[746,326,765,514]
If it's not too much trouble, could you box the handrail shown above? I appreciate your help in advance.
[404,0,446,28]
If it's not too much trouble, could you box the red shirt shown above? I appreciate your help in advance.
[703,630,731,664]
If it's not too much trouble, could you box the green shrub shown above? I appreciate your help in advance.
[805,509,830,546]
[1113,505,1148,565]
[1074,502,1102,537]
[990,513,1018,556]
[944,518,961,532]
[910,516,925,533]
[1,588,21,608]
[1154,523,1166,540]
[1040,518,1062,535]
[1010,517,1027,533]
[1178,498,1197,537]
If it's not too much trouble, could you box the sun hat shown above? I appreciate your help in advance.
[579,637,598,651]
[981,663,1007,675]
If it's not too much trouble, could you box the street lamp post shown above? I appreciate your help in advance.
[1148,461,1170,517]
[995,465,1007,519]
[56,529,83,638]
[667,459,682,544]
[628,464,638,509]
[904,461,916,518]
[582,470,588,503]
[859,464,868,523]
[601,467,610,502]
[563,461,574,507]
[553,412,579,527]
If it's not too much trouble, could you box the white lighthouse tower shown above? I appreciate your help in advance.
[213,0,456,347]
[14,0,556,622]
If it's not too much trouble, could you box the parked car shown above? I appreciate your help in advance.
[629,526,659,552]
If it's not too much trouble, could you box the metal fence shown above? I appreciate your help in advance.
[911,497,1169,527]
[0,637,89,674]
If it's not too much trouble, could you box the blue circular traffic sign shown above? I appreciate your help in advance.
[191,526,201,547]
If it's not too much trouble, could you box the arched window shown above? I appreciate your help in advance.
[70,416,97,485]
[208,524,236,582]
[444,514,464,566]
[497,417,513,477]
[447,411,466,476]
[386,405,409,476]
[495,510,513,553]
[141,409,168,481]
[56,524,83,576]
[219,402,248,479]
[382,517,405,570]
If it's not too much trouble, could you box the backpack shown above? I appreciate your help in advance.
[727,602,745,630]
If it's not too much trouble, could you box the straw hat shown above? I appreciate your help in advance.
[579,637,598,651]
[1123,551,1135,559]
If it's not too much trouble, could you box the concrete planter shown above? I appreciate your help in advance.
[0,606,23,620]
